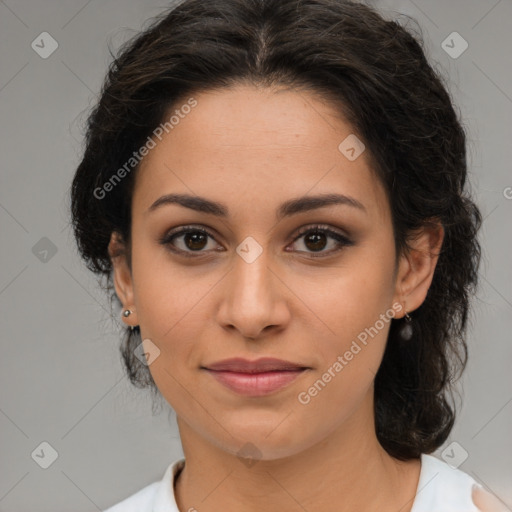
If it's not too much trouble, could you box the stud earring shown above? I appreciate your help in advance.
[122,309,138,331]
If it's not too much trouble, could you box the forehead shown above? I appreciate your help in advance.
[133,84,389,221]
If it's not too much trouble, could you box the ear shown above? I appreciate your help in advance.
[392,219,444,317]
[108,231,138,328]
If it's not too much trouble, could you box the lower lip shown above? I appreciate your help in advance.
[204,369,306,396]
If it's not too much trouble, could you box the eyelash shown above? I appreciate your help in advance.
[159,224,354,259]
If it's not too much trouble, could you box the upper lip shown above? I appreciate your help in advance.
[203,357,309,373]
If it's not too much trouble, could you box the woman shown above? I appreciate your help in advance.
[70,0,505,510]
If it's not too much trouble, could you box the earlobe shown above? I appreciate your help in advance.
[108,231,138,327]
[393,221,444,317]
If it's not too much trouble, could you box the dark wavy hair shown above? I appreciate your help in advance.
[70,0,482,460]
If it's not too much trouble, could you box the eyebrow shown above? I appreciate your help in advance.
[146,192,367,219]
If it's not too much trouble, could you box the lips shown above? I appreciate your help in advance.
[203,357,308,373]
[201,357,310,396]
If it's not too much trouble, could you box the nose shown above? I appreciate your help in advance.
[215,246,290,340]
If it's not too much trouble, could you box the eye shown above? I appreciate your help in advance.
[288,224,354,258]
[159,225,222,257]
[159,224,354,258]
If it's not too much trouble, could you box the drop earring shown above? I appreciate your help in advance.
[398,310,413,341]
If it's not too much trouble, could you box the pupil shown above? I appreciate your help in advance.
[306,232,326,251]
[185,232,207,250]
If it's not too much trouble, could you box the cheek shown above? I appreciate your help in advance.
[291,241,396,403]
[293,242,396,344]
[129,243,222,382]
[130,241,205,337]
[293,292,391,436]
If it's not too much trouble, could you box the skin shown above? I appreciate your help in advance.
[109,83,449,512]
[472,485,511,512]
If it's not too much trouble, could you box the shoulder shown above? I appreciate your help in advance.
[471,485,510,512]
[411,454,493,512]
[103,480,159,512]
[102,458,185,512]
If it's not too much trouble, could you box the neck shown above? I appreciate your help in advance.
[174,393,421,512]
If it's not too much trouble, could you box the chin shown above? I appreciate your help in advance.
[215,422,317,463]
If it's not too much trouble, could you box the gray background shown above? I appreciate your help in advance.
[0,0,511,510]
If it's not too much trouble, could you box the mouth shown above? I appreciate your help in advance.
[201,357,310,396]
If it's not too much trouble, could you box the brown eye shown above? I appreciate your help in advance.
[181,231,209,251]
[303,231,328,251]
[289,225,354,258]
[159,226,220,256]
[159,224,354,259]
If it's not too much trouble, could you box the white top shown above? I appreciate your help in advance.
[103,453,482,512]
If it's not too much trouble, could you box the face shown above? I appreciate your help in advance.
[110,84,439,461]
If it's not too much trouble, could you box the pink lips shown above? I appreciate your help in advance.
[202,357,309,397]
